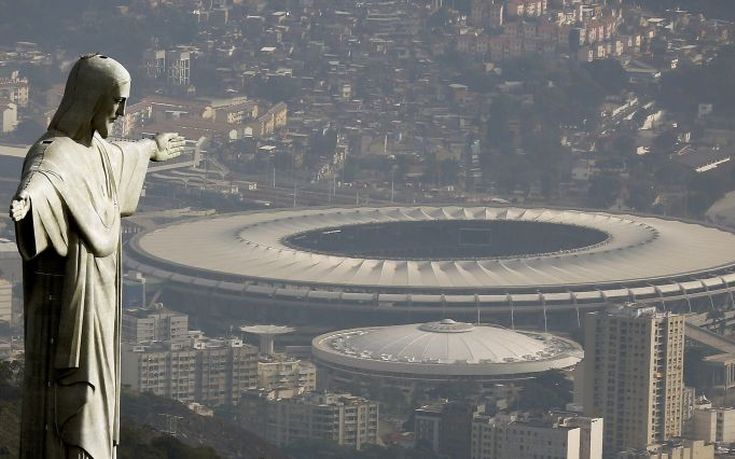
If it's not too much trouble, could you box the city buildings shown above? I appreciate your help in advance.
[122,304,189,344]
[414,402,443,453]
[0,238,21,361]
[415,402,603,459]
[473,414,581,459]
[257,358,317,393]
[582,304,685,455]
[121,307,314,407]
[1,0,735,449]
[471,412,603,459]
[563,415,605,459]
[617,439,713,459]
[193,336,259,407]
[0,101,17,134]
[122,335,258,406]
[121,341,198,403]
[143,47,194,87]
[239,391,379,450]
[415,400,481,459]
[0,277,10,325]
[692,405,735,444]
[0,70,29,107]
[248,102,288,138]
[0,238,21,284]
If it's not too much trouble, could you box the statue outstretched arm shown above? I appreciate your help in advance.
[10,137,49,222]
[9,169,69,259]
[9,141,69,258]
[105,133,184,217]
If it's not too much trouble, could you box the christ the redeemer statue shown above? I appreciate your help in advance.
[9,54,185,458]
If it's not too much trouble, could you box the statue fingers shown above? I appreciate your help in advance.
[168,141,186,156]
[168,137,186,148]
[10,200,28,221]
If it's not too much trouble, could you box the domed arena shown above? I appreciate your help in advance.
[126,206,735,326]
[312,319,582,377]
[311,319,582,395]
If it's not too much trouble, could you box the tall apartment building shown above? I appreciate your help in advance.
[0,277,11,324]
[582,304,685,455]
[144,49,166,79]
[167,49,191,87]
[122,305,189,344]
[415,403,442,453]
[194,337,259,406]
[239,391,379,450]
[1,100,17,134]
[143,47,193,86]
[121,341,197,402]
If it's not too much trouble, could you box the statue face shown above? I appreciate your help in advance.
[91,81,130,139]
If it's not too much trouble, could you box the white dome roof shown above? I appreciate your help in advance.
[348,319,550,363]
[312,320,583,377]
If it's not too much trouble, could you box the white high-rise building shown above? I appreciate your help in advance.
[583,304,685,455]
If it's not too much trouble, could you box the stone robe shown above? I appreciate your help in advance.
[16,130,152,458]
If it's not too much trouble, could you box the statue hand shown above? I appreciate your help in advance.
[152,133,186,162]
[9,191,30,221]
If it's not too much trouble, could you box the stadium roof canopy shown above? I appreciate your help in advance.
[131,206,735,292]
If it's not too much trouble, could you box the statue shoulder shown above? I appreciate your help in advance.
[22,135,87,177]
[27,135,84,160]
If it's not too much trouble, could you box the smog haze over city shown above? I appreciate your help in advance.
[3,1,735,458]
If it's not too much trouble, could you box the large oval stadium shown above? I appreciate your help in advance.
[126,206,735,325]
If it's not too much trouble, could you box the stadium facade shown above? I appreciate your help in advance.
[126,206,735,325]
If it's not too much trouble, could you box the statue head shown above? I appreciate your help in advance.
[49,54,131,143]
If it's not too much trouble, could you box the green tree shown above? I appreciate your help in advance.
[0,360,22,401]
[119,425,221,459]
[588,173,621,209]
[586,59,628,94]
[517,371,572,412]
